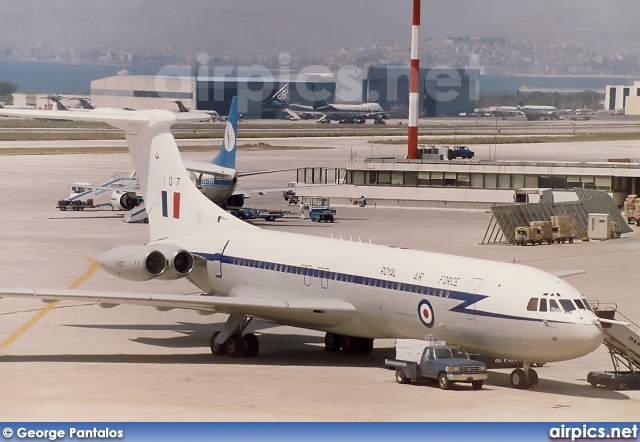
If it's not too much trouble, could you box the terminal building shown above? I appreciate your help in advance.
[293,154,640,210]
[605,81,640,115]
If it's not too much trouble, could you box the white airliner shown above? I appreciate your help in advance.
[289,83,388,124]
[0,106,604,389]
[518,104,561,121]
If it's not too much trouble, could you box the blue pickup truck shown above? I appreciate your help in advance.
[385,339,487,390]
[451,145,474,159]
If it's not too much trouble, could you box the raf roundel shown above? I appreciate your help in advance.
[418,299,435,328]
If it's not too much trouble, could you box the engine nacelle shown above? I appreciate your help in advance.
[151,244,195,280]
[98,244,195,282]
[98,245,166,281]
[110,191,138,211]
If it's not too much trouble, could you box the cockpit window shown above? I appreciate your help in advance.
[539,298,548,312]
[573,299,591,310]
[527,297,538,311]
[549,299,561,312]
[559,299,576,312]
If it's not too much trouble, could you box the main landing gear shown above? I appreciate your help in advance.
[324,332,374,354]
[209,314,259,358]
[509,362,539,389]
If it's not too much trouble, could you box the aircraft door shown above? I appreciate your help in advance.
[466,278,482,319]
[320,267,329,289]
[215,240,229,278]
[304,265,312,286]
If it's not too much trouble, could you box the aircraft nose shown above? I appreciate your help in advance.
[565,323,604,358]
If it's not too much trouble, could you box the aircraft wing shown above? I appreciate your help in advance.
[0,287,357,328]
[0,108,211,124]
[550,269,586,278]
[80,183,139,192]
[182,160,235,178]
[237,168,297,177]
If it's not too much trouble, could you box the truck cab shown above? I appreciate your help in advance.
[419,345,487,390]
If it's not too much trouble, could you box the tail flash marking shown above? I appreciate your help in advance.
[161,191,168,218]
[173,192,181,219]
[161,190,181,219]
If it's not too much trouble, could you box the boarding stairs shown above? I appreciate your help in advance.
[592,303,640,374]
[284,108,300,121]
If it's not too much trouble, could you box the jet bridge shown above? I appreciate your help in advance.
[588,303,640,390]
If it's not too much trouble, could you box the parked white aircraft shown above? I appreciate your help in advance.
[0,106,604,389]
[289,83,388,124]
[518,104,561,121]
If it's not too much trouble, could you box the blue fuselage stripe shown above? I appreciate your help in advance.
[193,252,577,325]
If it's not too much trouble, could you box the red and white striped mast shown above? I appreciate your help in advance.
[407,0,421,159]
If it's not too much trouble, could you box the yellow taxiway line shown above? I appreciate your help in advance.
[1,257,98,348]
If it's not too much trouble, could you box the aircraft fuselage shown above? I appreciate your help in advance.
[169,227,604,364]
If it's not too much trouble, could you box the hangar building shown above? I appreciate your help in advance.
[90,68,335,119]
[363,65,479,117]
[90,66,478,118]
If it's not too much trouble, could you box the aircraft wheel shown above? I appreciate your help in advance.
[242,333,260,357]
[341,336,357,354]
[226,333,244,358]
[438,372,451,390]
[527,369,539,388]
[616,381,626,390]
[210,331,226,356]
[510,368,530,389]
[324,333,342,352]
[396,369,409,384]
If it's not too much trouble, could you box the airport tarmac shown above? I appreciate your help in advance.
[1,138,640,422]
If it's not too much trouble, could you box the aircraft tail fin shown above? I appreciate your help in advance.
[0,107,250,241]
[49,96,69,111]
[175,101,190,113]
[311,83,331,109]
[266,84,289,108]
[123,112,248,240]
[212,96,238,169]
[78,98,94,110]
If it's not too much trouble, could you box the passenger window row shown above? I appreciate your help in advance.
[229,256,453,298]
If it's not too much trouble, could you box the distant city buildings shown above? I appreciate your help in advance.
[3,37,640,77]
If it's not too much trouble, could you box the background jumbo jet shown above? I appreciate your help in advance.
[288,83,388,124]
[0,106,605,389]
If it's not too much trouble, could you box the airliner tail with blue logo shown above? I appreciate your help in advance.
[0,105,605,389]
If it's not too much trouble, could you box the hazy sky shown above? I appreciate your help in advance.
[0,1,639,54]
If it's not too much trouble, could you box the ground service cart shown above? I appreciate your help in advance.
[308,197,336,223]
